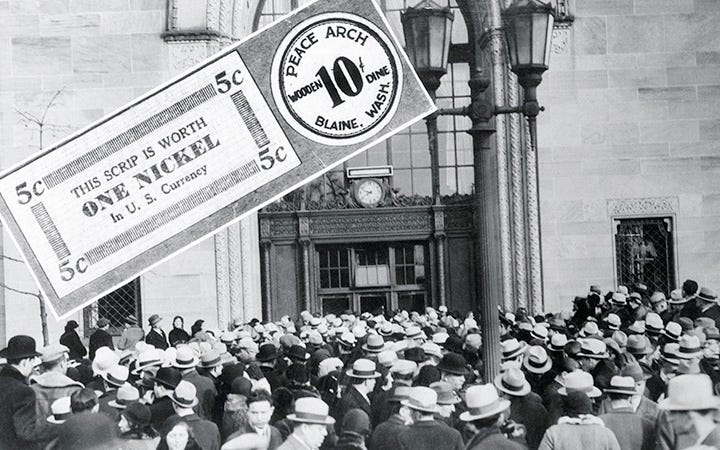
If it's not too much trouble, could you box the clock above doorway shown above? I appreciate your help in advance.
[347,166,393,208]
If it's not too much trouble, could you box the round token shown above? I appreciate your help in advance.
[271,13,403,146]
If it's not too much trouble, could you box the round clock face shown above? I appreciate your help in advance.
[356,179,384,207]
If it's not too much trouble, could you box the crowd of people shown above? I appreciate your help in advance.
[2,279,720,449]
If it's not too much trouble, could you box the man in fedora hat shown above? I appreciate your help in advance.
[495,368,549,450]
[599,376,655,450]
[460,384,524,450]
[146,314,169,350]
[88,317,114,361]
[696,287,720,330]
[30,343,83,419]
[659,373,720,449]
[174,345,217,421]
[117,314,145,351]
[334,359,380,431]
[278,397,335,450]
[98,364,129,422]
[397,386,464,450]
[0,335,59,449]
[370,386,413,450]
[148,366,183,433]
[162,380,220,450]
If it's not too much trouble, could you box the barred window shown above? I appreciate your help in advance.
[84,279,141,336]
[614,217,675,295]
[319,247,351,289]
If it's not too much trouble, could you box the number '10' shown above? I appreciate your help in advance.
[316,57,363,108]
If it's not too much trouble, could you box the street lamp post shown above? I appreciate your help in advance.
[402,0,555,381]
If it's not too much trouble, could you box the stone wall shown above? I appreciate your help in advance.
[539,0,720,313]
[0,0,221,344]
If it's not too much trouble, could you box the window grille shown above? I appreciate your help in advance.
[83,279,141,336]
[614,217,675,295]
[319,247,351,289]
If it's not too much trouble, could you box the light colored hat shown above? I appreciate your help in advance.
[530,326,549,342]
[362,335,386,353]
[405,326,425,340]
[558,371,602,398]
[173,345,198,369]
[91,347,119,377]
[401,386,439,413]
[430,381,461,405]
[459,384,511,421]
[465,334,482,350]
[40,344,69,364]
[605,314,621,331]
[604,376,637,396]
[523,345,552,374]
[287,397,335,424]
[102,365,129,387]
[612,330,628,348]
[346,358,381,379]
[318,357,344,377]
[500,338,527,361]
[663,322,682,341]
[626,335,652,356]
[669,288,689,305]
[338,332,357,348]
[377,350,398,368]
[199,349,222,369]
[617,286,629,295]
[660,343,680,365]
[171,380,198,408]
[650,292,667,304]
[422,342,443,359]
[494,368,531,397]
[697,287,718,303]
[645,313,664,334]
[390,359,417,376]
[611,292,627,306]
[132,349,164,375]
[47,397,72,424]
[577,338,609,359]
[352,326,367,339]
[432,332,449,345]
[580,321,601,338]
[109,384,140,409]
[676,334,703,359]
[220,331,237,344]
[548,334,568,353]
[659,374,720,410]
[626,321,646,335]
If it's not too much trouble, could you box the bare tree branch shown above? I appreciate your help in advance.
[1,255,25,264]
[0,282,39,298]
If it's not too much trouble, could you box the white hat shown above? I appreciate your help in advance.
[401,386,439,413]
[659,374,720,410]
[91,347,119,377]
[47,397,72,424]
[287,397,335,425]
[459,384,510,421]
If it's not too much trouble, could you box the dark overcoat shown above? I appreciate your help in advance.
[0,366,58,450]
[369,414,406,450]
[146,328,169,350]
[465,425,527,450]
[397,420,464,450]
[333,385,372,431]
[88,328,114,361]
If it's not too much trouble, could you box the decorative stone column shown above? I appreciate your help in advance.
[165,0,263,329]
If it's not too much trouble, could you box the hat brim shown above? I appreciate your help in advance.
[524,358,552,374]
[108,401,128,409]
[361,345,385,353]
[500,343,528,361]
[668,298,690,305]
[659,396,720,411]
[345,369,381,379]
[286,414,335,425]
[576,352,609,359]
[401,399,438,413]
[494,376,531,397]
[46,416,67,424]
[603,388,637,395]
[0,348,42,360]
[171,397,198,408]
[172,359,199,370]
[675,351,703,360]
[558,386,602,398]
[627,348,652,356]
[459,399,511,421]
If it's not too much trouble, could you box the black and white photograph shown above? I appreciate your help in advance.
[0,0,718,449]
